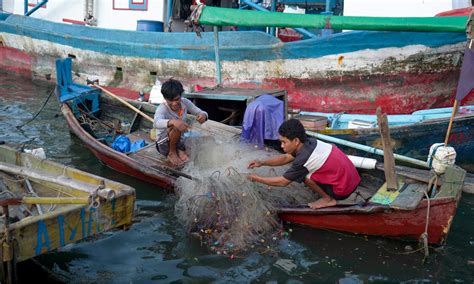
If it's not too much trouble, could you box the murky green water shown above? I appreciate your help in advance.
[1,72,473,283]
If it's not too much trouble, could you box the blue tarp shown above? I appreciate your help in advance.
[241,94,284,146]
[112,135,146,153]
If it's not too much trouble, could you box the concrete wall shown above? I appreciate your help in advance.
[3,0,166,31]
[344,0,470,17]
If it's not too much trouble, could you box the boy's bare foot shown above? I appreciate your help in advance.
[178,150,189,163]
[168,153,183,166]
[308,197,337,209]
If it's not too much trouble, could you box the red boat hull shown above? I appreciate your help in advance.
[279,197,458,245]
[2,46,473,114]
[61,103,175,189]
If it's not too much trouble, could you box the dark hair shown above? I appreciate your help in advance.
[278,119,307,143]
[161,78,184,100]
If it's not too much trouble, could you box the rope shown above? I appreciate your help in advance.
[16,88,55,129]
[420,189,431,262]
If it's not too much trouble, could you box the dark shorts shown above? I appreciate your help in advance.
[318,183,354,201]
[155,130,185,156]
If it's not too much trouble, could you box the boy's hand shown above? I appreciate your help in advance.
[248,160,263,169]
[171,119,189,132]
[247,173,259,182]
[196,113,207,124]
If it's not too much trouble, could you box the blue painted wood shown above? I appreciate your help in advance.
[0,12,466,61]
[301,106,474,129]
[56,58,100,115]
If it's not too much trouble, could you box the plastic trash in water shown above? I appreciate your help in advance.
[23,148,46,159]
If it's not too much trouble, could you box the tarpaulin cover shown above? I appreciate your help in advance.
[241,94,284,146]
[198,6,468,33]
[456,47,474,101]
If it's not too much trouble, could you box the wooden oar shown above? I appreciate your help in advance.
[87,80,154,123]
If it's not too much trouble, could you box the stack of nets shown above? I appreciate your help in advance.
[175,132,318,255]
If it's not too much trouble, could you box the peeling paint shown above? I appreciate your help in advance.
[0,29,472,113]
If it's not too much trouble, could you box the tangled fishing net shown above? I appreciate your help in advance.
[175,131,318,255]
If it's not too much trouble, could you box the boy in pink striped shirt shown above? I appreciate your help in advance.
[247,119,360,209]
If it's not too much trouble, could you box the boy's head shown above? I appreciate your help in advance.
[278,119,307,154]
[161,79,184,111]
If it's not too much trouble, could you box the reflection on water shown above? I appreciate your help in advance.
[1,72,473,282]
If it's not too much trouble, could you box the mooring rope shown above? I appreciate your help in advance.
[16,88,55,129]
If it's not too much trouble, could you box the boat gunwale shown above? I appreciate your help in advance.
[277,195,457,215]
[318,112,474,135]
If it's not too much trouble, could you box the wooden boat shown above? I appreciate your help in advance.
[293,106,474,171]
[0,144,135,280]
[278,162,465,245]
[1,7,472,114]
[56,58,466,246]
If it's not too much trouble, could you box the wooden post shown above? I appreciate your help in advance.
[376,107,398,191]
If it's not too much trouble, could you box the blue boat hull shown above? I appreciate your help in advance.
[0,11,472,114]
[320,115,474,171]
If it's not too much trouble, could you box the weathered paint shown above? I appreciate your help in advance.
[36,207,103,255]
[13,192,134,262]
[0,12,470,113]
[0,145,136,263]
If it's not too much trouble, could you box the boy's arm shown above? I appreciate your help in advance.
[153,105,170,129]
[183,98,208,118]
[248,154,294,169]
[248,174,291,187]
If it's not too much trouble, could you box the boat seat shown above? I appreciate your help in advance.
[55,58,101,115]
[370,181,426,210]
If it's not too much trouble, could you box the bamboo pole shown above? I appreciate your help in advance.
[443,99,459,145]
[22,197,91,205]
[445,39,474,145]
[88,81,154,123]
[0,162,111,200]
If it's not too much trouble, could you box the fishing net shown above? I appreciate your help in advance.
[175,130,318,255]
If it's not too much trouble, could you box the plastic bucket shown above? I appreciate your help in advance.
[136,20,164,32]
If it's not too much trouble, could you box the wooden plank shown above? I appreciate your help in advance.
[376,107,398,190]
[436,165,465,198]
[375,163,474,194]
[370,182,400,205]
[336,185,376,206]
[389,183,425,210]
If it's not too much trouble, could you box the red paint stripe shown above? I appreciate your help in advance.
[0,46,32,78]
[62,18,86,26]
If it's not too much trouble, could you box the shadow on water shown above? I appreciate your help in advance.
[1,72,474,283]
